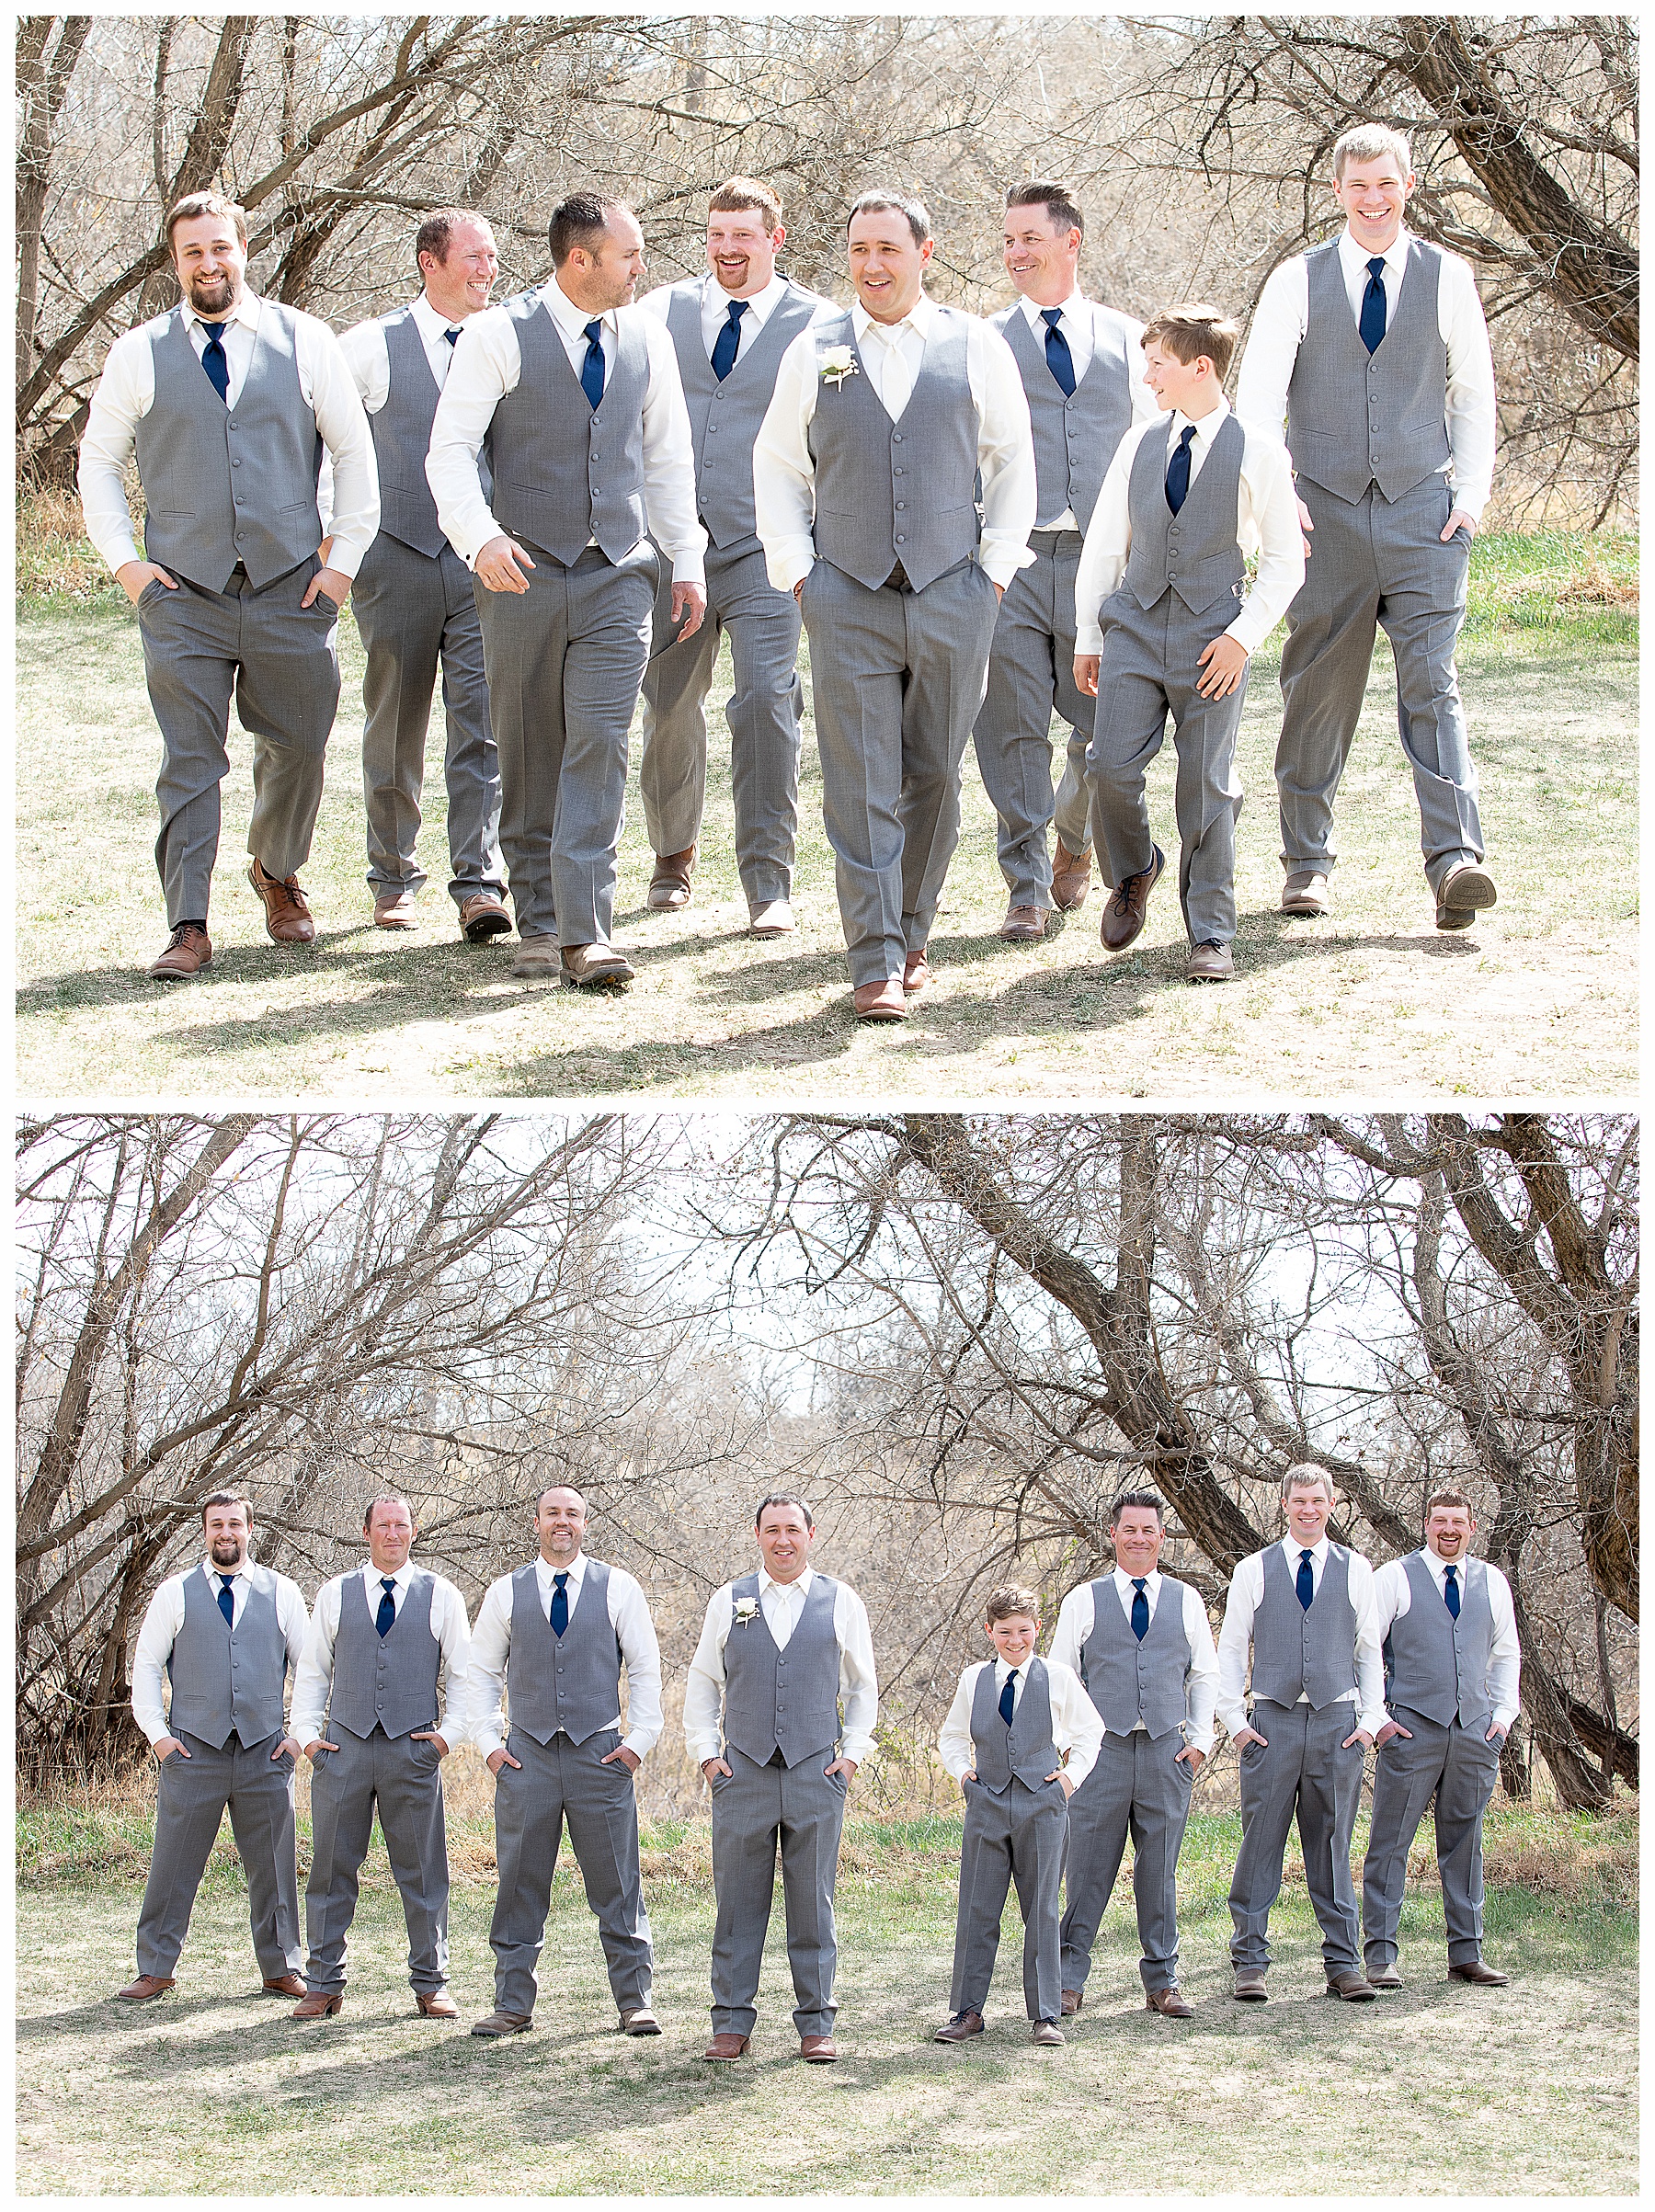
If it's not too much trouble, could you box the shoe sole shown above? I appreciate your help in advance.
[1233,1989,1269,2002]
[646,893,691,911]
[622,2021,663,2035]
[148,965,208,981]
[374,916,418,930]
[1187,971,1231,985]
[462,917,513,943]
[1439,869,1497,910]
[748,925,795,939]
[856,1006,907,1023]
[1280,899,1327,918]
[470,2023,533,2037]
[1323,1985,1377,2001]
[562,972,633,990]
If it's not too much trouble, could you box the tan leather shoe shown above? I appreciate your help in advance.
[647,846,696,910]
[373,890,418,929]
[148,924,211,981]
[1324,1970,1378,2001]
[459,892,512,943]
[1447,1958,1508,1986]
[902,947,930,996]
[932,2011,984,2043]
[1233,1967,1268,2001]
[1187,940,1234,983]
[1367,1962,1402,1990]
[1146,1986,1193,2018]
[1101,846,1164,951]
[1435,862,1497,932]
[1051,838,1093,911]
[1281,869,1330,917]
[853,977,907,1022]
[703,2031,751,2061]
[999,903,1046,942]
[416,1990,460,2018]
[620,2006,661,2035]
[471,2009,534,2037]
[248,858,315,943]
[291,1990,344,2019]
[261,1974,305,1998]
[510,938,562,978]
[1030,2019,1065,2046]
[1060,1989,1083,2018]
[561,942,635,989]
[800,2034,838,2062]
[748,898,795,938]
[115,1974,176,2001]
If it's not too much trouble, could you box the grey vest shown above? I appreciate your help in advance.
[485,292,649,564]
[1286,239,1453,504]
[370,306,491,557]
[1249,1544,1359,1711]
[720,1571,842,1767]
[1123,409,1247,617]
[806,306,981,592]
[505,1557,622,1746]
[995,302,1136,533]
[970,1657,1057,1793]
[1078,1575,1193,1740]
[325,1569,441,1741]
[664,279,826,551]
[134,302,324,594]
[1383,1552,1497,1737]
[165,1565,289,1749]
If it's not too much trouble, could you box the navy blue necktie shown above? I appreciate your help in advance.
[217,1575,236,1628]
[1359,256,1387,354]
[1296,1548,1316,1611]
[580,319,605,410]
[1165,423,1196,515]
[376,1576,397,1637]
[443,327,461,348]
[1041,307,1076,397]
[199,320,230,402]
[551,1571,570,1637]
[711,297,748,382]
[1130,1578,1149,1641]
[1444,1564,1461,1620]
[999,1668,1019,1727]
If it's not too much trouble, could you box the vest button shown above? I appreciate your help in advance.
[892,433,904,443]
[896,501,906,510]
[707,423,718,433]
[895,535,906,543]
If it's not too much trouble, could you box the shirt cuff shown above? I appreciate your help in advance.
[685,1731,723,1767]
[668,551,706,588]
[1224,610,1270,657]
[323,537,371,580]
[1490,1710,1516,1737]
[621,1728,656,1761]
[1216,1703,1250,1740]
[1448,485,1488,522]
[978,539,1035,592]
[104,535,143,576]
[471,1725,505,1760]
[765,539,816,595]
[1186,1728,1216,1758]
[839,1731,876,1766]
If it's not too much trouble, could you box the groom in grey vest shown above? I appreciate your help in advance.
[637,178,831,933]
[1217,1465,1386,2001]
[1362,1491,1520,1989]
[1235,124,1499,931]
[289,1495,474,2019]
[340,211,509,942]
[975,183,1150,939]
[754,188,1036,1020]
[77,191,379,980]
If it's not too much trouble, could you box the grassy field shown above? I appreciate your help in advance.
[16,520,1637,1099]
[15,1784,1638,2195]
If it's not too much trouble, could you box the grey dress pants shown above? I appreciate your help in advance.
[949,1774,1068,2022]
[708,1742,848,2038]
[1362,1707,1502,1969]
[303,1726,450,1995]
[1227,1697,1365,1976]
[1059,1728,1194,1995]
[135,1727,302,1980]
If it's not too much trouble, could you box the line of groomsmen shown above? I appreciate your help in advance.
[80,125,1499,1005]
[116,1464,1517,2053]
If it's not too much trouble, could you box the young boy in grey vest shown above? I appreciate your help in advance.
[935,1586,1102,2046]
[1073,305,1304,983]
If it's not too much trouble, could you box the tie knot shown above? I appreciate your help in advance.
[200,320,225,339]
[1178,424,1196,450]
[381,1576,395,1594]
[1006,1668,1019,1683]
[1368,257,1387,279]
[1042,307,1064,329]
[220,1574,235,1591]
[1444,1564,1458,1579]
[1300,1549,1313,1566]
[554,1571,568,1588]
[443,326,461,347]
[584,319,602,343]
[726,298,747,323]
[1132,1577,1147,1591]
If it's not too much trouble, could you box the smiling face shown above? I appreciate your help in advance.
[707,206,782,299]
[1425,1503,1476,1561]
[536,1485,588,1566]
[202,1500,250,1570]
[365,1499,416,1575]
[1111,1504,1165,1578]
[847,208,932,325]
[1333,154,1414,253]
[1142,336,1216,416]
[986,1612,1039,1667]
[170,212,247,320]
[1284,1479,1333,1548]
[421,216,497,324]
[1002,201,1080,309]
[757,1501,815,1583]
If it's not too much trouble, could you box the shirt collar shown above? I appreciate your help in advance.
[202,1558,250,1585]
[1170,396,1230,447]
[536,1551,586,1591]
[543,276,615,340]
[412,291,467,342]
[1421,1545,1467,1580]
[182,287,261,335]
[1283,1533,1330,1566]
[1019,288,1086,330]
[707,269,788,327]
[851,293,937,345]
[759,1566,813,1601]
[1112,1564,1161,1593]
[1339,222,1411,275]
[364,1558,415,1591]
[992,1654,1033,1685]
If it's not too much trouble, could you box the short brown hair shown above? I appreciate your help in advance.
[1142,302,1239,385]
[1110,1491,1165,1528]
[847,188,930,246]
[985,1583,1041,1625]
[1005,181,1084,237]
[709,176,783,231]
[361,1493,417,1534]
[754,1491,814,1530]
[200,1491,253,1526]
[166,191,247,252]
[548,191,630,268]
[1426,1488,1474,1515]
[1332,124,1413,181]
[416,207,488,273]
[1281,1462,1335,1501]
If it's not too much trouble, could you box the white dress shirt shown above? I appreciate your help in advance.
[462,1550,664,1761]
[337,290,474,411]
[1216,1534,1387,1740]
[1372,1548,1520,1733]
[1234,223,1497,519]
[638,268,804,365]
[289,1559,473,1747]
[424,276,706,580]
[682,1565,879,1766]
[1011,290,1158,532]
[78,288,381,578]
[752,292,1037,594]
[130,1558,310,1747]
[1074,396,1306,658]
[1049,1568,1220,1755]
[937,1655,1104,1791]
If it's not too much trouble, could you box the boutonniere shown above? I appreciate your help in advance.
[733,1595,759,1625]
[819,345,859,390]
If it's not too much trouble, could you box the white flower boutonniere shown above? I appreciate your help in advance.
[733,1595,760,1625]
[819,345,859,390]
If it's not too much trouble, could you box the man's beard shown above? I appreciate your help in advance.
[187,273,235,315]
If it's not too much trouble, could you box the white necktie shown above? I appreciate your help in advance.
[867,321,914,421]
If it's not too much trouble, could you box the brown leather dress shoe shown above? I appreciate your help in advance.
[999,903,1046,942]
[1060,1989,1083,2018]
[1030,2019,1065,2046]
[620,2006,661,2035]
[800,2035,838,2062]
[248,858,315,943]
[373,890,418,929]
[116,1974,176,2001]
[1146,1987,1193,2018]
[262,1974,305,1998]
[853,977,907,1022]
[459,892,512,943]
[291,1990,344,2019]
[1448,1959,1508,1985]
[148,924,212,981]
[748,898,796,938]
[470,2010,534,2037]
[510,938,561,978]
[1233,1967,1268,2001]
[703,2031,751,2061]
[1281,869,1330,917]
[1187,940,1234,983]
[1051,838,1093,911]
[902,947,930,996]
[561,943,635,988]
[932,2010,984,2043]
[416,1990,460,2018]
[1101,846,1164,951]
[647,846,696,910]
[1435,862,1498,932]
[1324,1970,1378,2001]
[1368,1963,1403,1990]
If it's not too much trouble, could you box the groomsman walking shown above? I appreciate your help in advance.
[1362,1491,1519,1989]
[976,183,1154,939]
[118,1493,308,2002]
[340,210,510,942]
[1218,1465,1385,2001]
[755,188,1036,1020]
[427,191,706,987]
[684,1495,878,2061]
[638,179,831,933]
[464,1485,665,2037]
[1235,123,1499,930]
[1050,1492,1219,2017]
[289,1496,472,2020]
